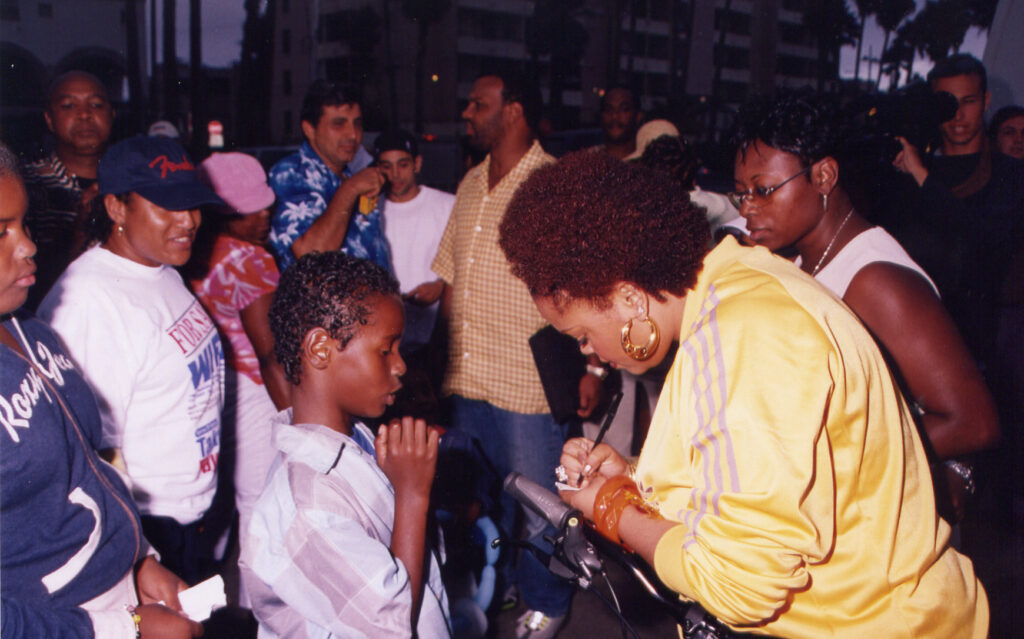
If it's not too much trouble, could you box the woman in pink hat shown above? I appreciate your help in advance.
[189,152,289,589]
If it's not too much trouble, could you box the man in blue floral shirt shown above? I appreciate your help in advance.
[268,80,391,272]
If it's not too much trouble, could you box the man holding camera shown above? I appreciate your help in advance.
[891,54,1024,371]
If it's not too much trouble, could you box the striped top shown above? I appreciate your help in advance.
[22,153,89,243]
[638,237,988,638]
[22,153,95,308]
[432,140,554,414]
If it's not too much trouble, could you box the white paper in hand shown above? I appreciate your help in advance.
[177,574,226,622]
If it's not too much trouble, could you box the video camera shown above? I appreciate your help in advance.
[843,83,960,164]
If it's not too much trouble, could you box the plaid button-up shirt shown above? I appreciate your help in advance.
[433,140,554,415]
[241,412,452,638]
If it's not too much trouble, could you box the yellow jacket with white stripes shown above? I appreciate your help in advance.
[637,237,987,638]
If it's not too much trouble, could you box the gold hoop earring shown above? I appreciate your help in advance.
[620,316,660,361]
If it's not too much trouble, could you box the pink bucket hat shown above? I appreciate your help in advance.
[197,152,275,214]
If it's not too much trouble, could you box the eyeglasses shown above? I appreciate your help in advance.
[728,166,811,209]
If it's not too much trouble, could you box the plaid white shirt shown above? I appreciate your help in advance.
[240,411,451,638]
[433,140,554,415]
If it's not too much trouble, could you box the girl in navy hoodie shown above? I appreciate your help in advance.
[0,141,202,638]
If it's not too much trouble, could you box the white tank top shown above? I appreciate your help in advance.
[815,226,939,298]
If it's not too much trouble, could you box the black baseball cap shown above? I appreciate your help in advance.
[98,135,223,210]
[373,129,419,159]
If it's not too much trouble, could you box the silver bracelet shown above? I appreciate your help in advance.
[585,364,608,380]
[944,460,976,495]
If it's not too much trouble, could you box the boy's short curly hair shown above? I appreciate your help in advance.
[270,251,399,385]
[499,150,709,308]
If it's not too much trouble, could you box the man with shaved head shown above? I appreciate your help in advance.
[22,70,115,308]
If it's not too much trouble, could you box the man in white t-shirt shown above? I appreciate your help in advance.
[374,129,454,351]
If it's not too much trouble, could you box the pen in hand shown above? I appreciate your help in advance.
[577,390,624,487]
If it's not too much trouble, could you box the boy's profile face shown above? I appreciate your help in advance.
[329,293,406,419]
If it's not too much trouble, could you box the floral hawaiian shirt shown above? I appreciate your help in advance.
[267,141,391,272]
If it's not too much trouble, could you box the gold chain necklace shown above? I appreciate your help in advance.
[811,207,855,276]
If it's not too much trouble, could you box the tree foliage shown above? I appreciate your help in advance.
[874,0,915,88]
[802,0,859,92]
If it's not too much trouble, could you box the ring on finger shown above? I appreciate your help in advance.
[554,465,569,483]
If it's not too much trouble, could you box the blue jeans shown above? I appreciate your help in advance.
[447,395,573,617]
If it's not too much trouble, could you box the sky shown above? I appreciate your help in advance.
[158,0,989,83]
[837,0,989,85]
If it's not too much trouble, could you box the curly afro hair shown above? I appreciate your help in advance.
[732,91,841,168]
[500,150,709,307]
[270,251,399,385]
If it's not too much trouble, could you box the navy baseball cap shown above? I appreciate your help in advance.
[373,129,419,158]
[98,135,224,210]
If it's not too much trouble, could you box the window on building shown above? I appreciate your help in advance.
[777,54,815,78]
[647,34,670,59]
[322,56,374,87]
[457,7,524,41]
[717,80,748,104]
[646,0,671,22]
[713,44,749,70]
[321,10,376,43]
[38,2,51,17]
[283,70,292,96]
[779,22,809,46]
[1,0,19,21]
[457,54,527,83]
[282,29,291,54]
[714,8,750,35]
[647,72,668,96]
[622,31,644,58]
[284,110,293,136]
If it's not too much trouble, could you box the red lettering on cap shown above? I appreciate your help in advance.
[149,155,195,179]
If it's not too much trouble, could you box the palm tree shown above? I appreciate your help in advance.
[851,0,878,84]
[968,0,999,31]
[802,0,859,93]
[879,35,909,91]
[874,0,914,90]
[401,0,452,134]
[913,0,972,63]
[891,17,928,88]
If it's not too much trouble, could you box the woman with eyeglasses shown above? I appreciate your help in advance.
[731,92,999,522]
